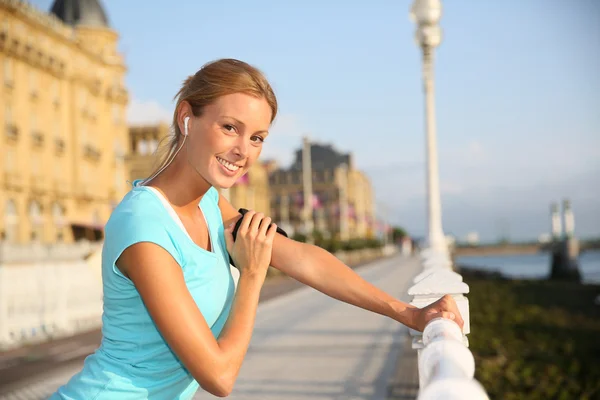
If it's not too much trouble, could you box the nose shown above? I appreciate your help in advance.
[233,136,250,159]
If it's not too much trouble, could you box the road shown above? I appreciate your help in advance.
[0,254,421,400]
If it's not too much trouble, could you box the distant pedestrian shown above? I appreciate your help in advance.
[50,58,463,399]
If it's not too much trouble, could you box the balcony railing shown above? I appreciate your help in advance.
[78,183,95,200]
[52,180,69,197]
[5,124,18,141]
[31,131,44,147]
[83,143,101,161]
[54,137,65,154]
[3,171,22,190]
[30,175,48,193]
[409,249,488,399]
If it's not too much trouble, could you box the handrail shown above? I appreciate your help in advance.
[409,249,488,399]
[417,318,487,399]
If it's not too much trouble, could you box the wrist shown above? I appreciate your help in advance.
[390,300,419,330]
[239,268,267,283]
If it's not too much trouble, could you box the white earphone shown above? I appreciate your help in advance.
[183,116,190,136]
[138,116,190,186]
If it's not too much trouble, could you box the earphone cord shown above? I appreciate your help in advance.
[138,134,187,187]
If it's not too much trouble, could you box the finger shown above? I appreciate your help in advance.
[249,212,264,233]
[224,223,234,252]
[258,217,272,237]
[239,210,256,234]
[455,312,465,330]
[441,311,456,321]
[266,223,277,241]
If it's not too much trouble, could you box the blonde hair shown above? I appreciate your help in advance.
[147,59,277,182]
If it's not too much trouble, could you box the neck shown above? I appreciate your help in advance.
[147,152,212,216]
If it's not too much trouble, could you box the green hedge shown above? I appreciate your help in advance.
[461,269,600,399]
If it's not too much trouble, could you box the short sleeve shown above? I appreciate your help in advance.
[103,210,182,283]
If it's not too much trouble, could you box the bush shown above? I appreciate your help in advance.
[365,239,383,249]
[292,233,307,243]
[463,270,600,399]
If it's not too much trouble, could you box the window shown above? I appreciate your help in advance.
[3,58,12,86]
[52,80,60,104]
[112,104,120,125]
[80,89,87,111]
[5,103,12,125]
[5,147,14,172]
[80,162,89,182]
[52,203,65,241]
[30,113,37,133]
[29,201,43,242]
[5,103,17,139]
[54,159,61,179]
[81,125,87,145]
[31,155,40,176]
[29,69,38,96]
[149,139,158,153]
[4,200,18,243]
[137,139,148,155]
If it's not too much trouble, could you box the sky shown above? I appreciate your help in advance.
[31,0,600,242]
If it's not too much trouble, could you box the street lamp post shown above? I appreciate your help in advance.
[302,136,314,244]
[410,0,448,256]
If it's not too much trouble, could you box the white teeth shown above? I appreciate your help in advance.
[217,157,240,172]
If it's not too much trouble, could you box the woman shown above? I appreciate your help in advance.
[51,58,463,399]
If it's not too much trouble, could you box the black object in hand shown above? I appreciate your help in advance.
[228,208,288,268]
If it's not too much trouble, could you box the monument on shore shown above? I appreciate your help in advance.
[549,200,581,282]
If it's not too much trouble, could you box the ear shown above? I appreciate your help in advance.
[176,101,193,135]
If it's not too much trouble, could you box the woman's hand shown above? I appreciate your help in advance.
[224,210,277,280]
[410,294,465,332]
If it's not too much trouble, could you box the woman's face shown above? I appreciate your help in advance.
[185,93,272,189]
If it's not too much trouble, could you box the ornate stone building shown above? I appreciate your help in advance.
[0,0,128,244]
[127,123,169,182]
[269,143,375,240]
[127,123,271,216]
[224,162,271,216]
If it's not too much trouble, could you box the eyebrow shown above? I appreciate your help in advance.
[223,116,269,136]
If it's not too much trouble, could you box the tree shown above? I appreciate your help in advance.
[392,226,407,242]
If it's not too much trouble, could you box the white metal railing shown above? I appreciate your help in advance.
[409,248,488,399]
[0,242,104,350]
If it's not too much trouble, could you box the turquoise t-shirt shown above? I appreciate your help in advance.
[50,184,235,400]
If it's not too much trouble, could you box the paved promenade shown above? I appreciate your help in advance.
[200,254,421,400]
[0,254,421,400]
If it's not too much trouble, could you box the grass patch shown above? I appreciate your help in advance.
[461,269,600,400]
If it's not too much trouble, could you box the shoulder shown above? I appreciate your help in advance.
[107,189,164,229]
[103,188,182,269]
[104,188,175,248]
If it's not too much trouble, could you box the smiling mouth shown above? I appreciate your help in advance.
[216,156,242,172]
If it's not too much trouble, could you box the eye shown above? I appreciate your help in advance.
[251,135,265,144]
[223,124,237,133]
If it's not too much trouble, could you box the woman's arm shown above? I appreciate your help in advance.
[218,195,464,332]
[118,212,275,397]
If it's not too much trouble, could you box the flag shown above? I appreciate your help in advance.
[236,174,249,185]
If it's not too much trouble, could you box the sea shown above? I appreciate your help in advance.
[455,249,600,284]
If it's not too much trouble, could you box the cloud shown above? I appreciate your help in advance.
[127,98,172,125]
